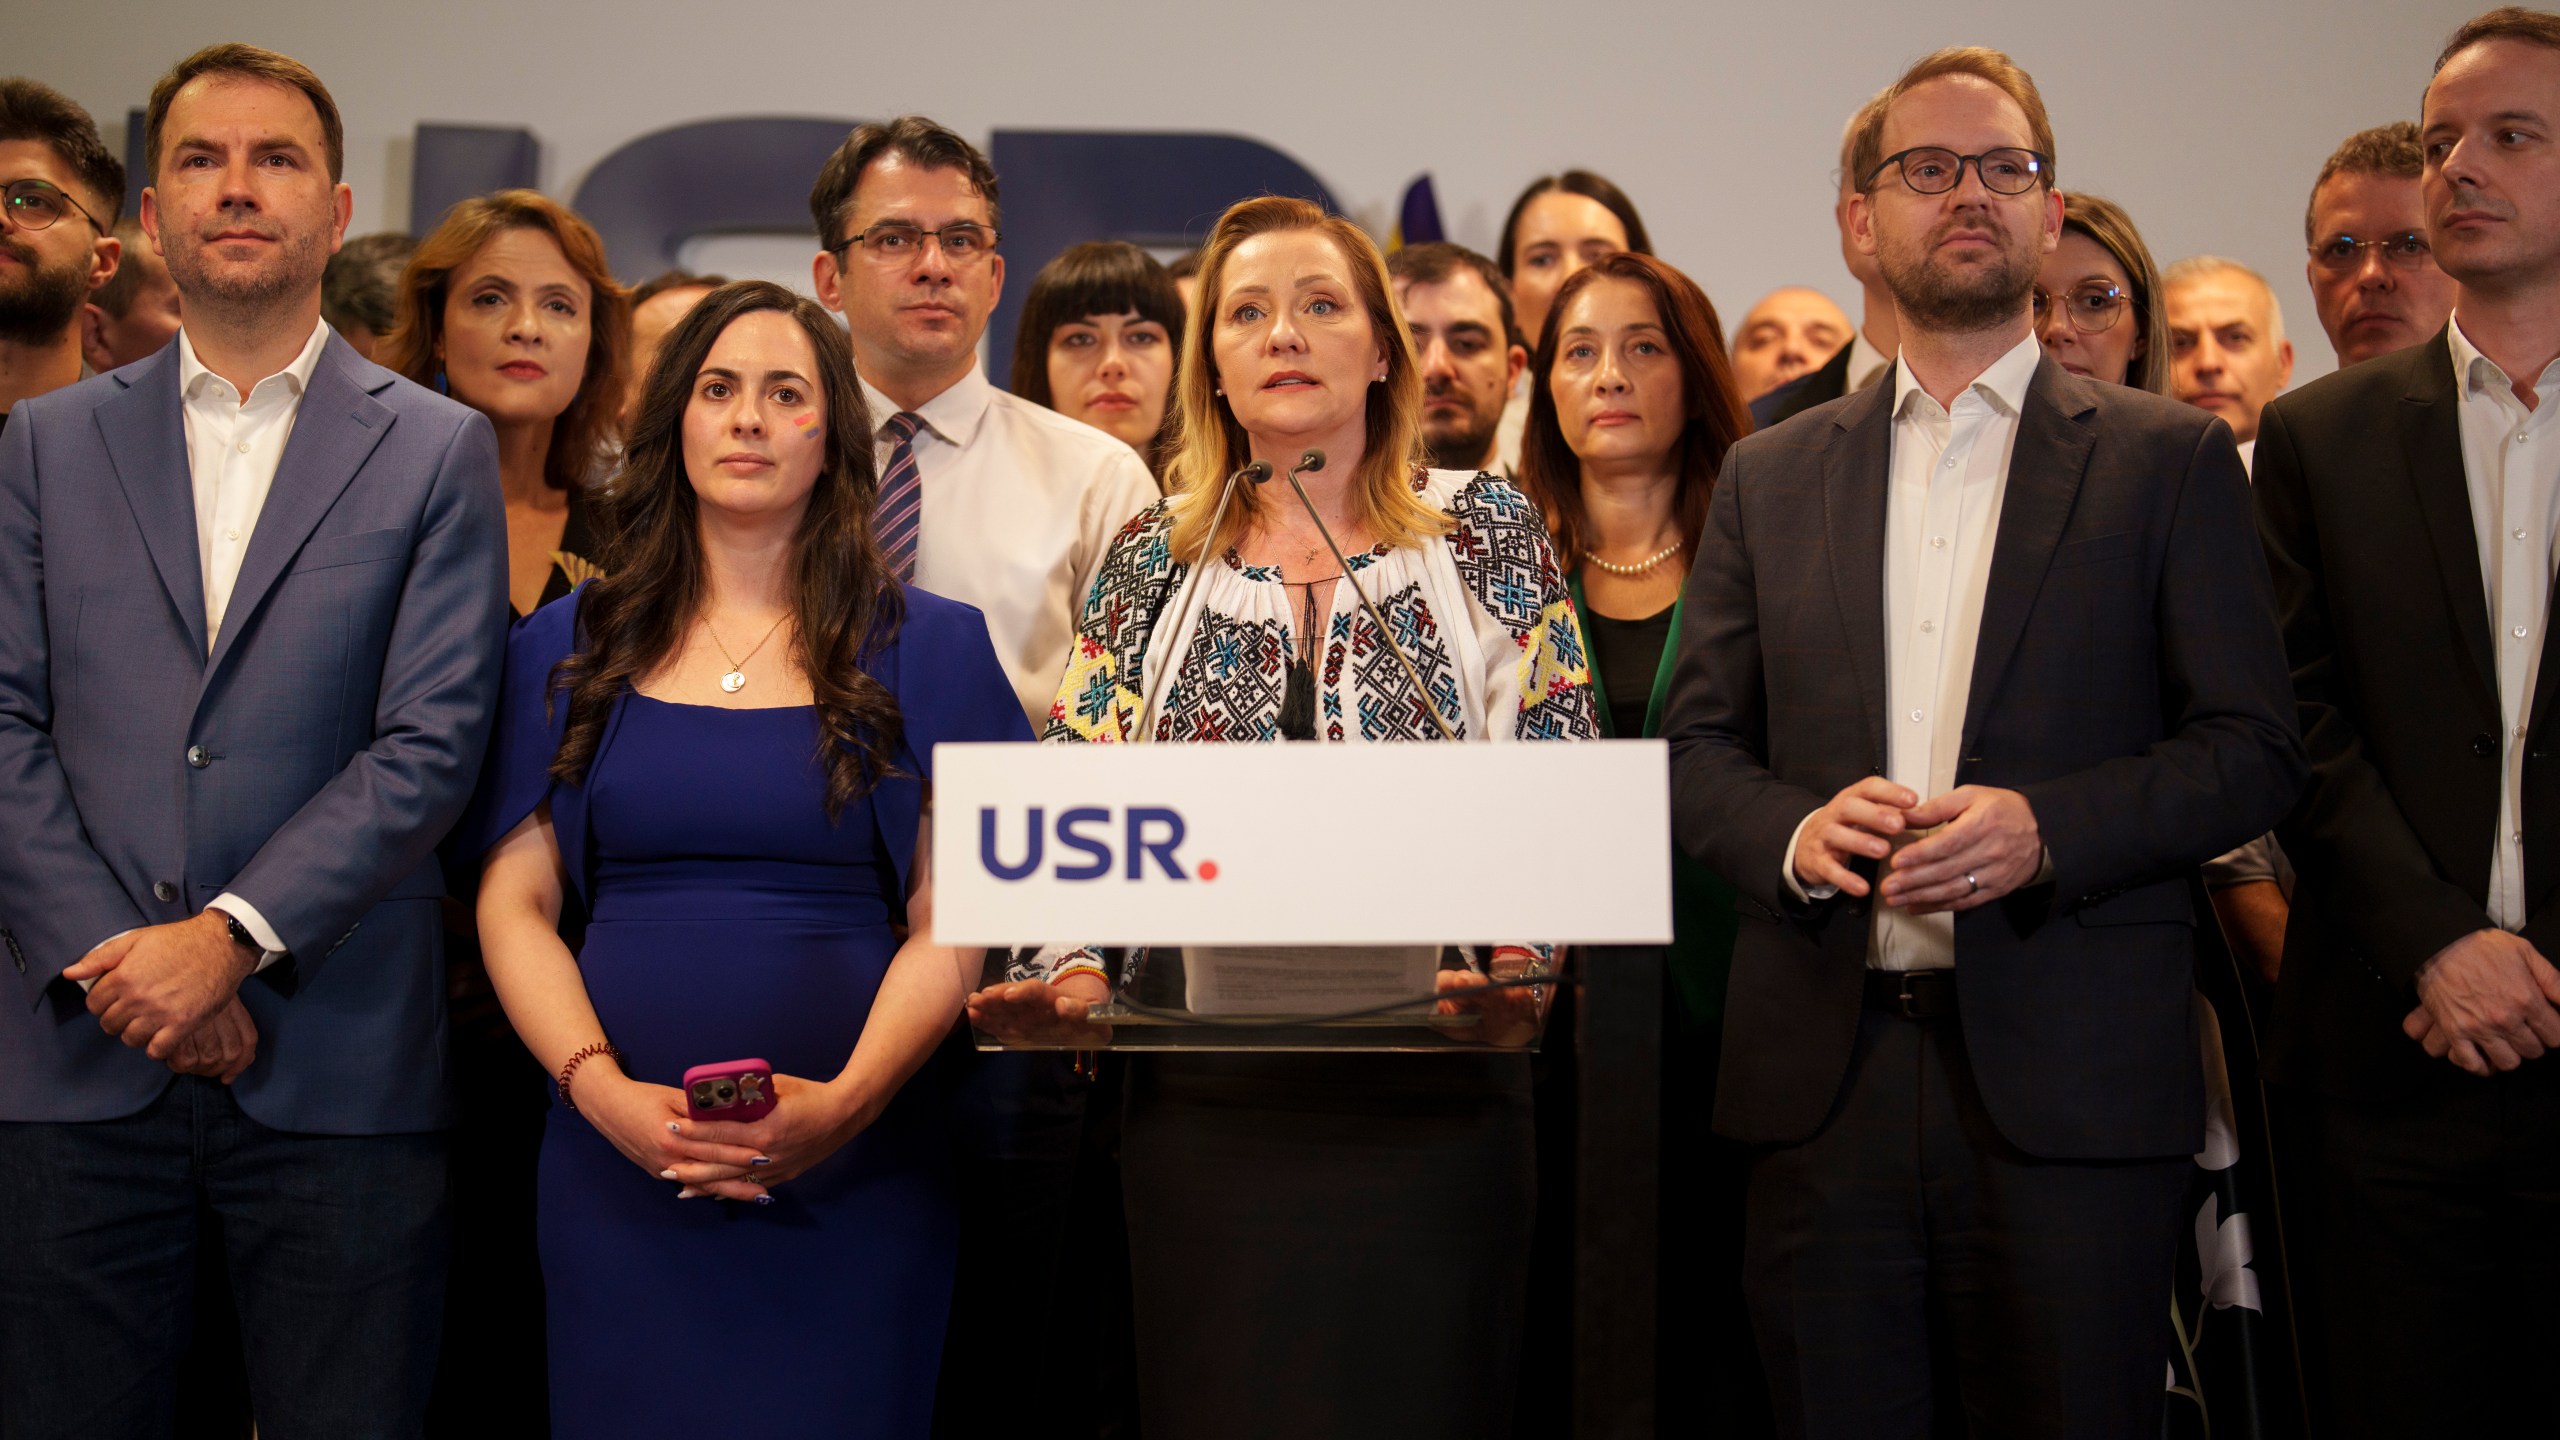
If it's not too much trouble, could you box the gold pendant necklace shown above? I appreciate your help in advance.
[702,612,788,693]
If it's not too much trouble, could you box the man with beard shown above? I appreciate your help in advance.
[1388,241,1524,473]
[2254,9,2560,1434]
[0,78,123,433]
[0,43,507,1438]
[1664,45,2302,1437]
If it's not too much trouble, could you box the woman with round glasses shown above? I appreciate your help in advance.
[2033,192,2169,392]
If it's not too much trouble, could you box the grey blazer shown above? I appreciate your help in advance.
[1664,354,2305,1160]
[0,333,508,1133]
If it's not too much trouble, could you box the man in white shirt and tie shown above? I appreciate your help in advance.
[807,116,1156,1438]
[1665,46,2301,1438]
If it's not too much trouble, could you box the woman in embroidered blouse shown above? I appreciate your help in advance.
[968,195,1595,1440]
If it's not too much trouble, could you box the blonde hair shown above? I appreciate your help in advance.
[1163,196,1441,564]
[1851,46,2058,194]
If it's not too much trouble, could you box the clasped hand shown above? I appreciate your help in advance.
[2402,928,2560,1076]
[1793,778,2044,914]
[578,1068,870,1203]
[62,912,259,1078]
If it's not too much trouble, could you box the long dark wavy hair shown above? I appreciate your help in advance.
[547,280,903,819]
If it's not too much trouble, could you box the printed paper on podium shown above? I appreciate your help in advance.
[1181,945,1441,1017]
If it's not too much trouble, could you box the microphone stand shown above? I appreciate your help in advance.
[1278,449,1461,743]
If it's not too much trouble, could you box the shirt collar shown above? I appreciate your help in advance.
[861,361,995,449]
[1891,330,2042,420]
[176,315,331,403]
[1846,328,1893,392]
[2445,312,2556,398]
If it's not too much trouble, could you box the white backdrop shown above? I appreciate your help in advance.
[27,0,2480,378]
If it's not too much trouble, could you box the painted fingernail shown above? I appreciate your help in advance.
[658,1168,677,1180]
[677,1188,700,1199]
[749,1156,772,1167]
[754,1193,774,1206]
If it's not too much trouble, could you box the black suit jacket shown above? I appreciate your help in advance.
[1665,354,2304,1159]
[1748,339,1853,432]
[2254,330,2559,1100]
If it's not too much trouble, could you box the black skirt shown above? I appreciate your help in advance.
[1119,1051,1536,1440]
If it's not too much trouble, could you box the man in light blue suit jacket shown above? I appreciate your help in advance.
[0,45,506,1440]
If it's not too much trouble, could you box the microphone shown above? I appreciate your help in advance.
[1277,449,1461,742]
[1135,457,1272,736]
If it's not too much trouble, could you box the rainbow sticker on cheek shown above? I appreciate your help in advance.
[792,411,822,442]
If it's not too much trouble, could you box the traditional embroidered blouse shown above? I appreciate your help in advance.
[1019,468,1598,986]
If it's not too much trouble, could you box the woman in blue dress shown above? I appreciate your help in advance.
[468,281,1027,1437]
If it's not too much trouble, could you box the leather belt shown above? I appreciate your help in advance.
[1863,968,1957,1020]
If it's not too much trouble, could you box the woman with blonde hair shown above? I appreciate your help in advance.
[970,194,1596,1438]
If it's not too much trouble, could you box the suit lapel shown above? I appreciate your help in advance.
[2397,338,2502,727]
[1959,358,2096,757]
[1823,376,1895,767]
[201,335,396,683]
[97,347,209,656]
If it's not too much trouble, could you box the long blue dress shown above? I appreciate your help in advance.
[465,584,1029,1438]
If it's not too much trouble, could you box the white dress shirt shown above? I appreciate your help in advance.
[1783,332,2044,971]
[2450,318,2560,931]
[157,319,331,966]
[1843,328,1894,395]
[863,364,1160,728]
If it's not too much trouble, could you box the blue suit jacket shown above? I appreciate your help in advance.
[0,332,508,1133]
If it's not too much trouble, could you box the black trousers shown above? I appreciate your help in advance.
[2275,1062,2560,1438]
[1743,1000,2188,1440]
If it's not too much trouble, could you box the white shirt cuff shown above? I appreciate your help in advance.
[1781,811,1839,903]
[208,895,288,972]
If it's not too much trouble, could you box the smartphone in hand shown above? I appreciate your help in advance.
[682,1059,776,1123]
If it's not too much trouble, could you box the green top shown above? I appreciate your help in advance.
[1569,571,1739,1038]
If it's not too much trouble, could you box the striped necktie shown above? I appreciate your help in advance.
[876,411,925,583]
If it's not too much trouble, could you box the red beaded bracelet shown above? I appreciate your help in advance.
[556,1041,622,1113]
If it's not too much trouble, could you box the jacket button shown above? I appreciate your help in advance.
[153,881,178,902]
[2473,733,2498,757]
[186,745,211,769]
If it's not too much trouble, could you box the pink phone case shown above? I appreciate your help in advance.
[682,1059,776,1122]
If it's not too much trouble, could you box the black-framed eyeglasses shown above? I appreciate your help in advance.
[824,220,1000,265]
[2031,280,2132,335]
[1862,147,2050,197]
[2,178,102,234]
[2308,231,2433,273]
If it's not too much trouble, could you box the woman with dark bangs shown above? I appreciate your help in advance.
[1009,240,1183,482]
[465,281,1027,1437]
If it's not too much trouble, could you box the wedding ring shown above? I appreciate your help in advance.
[1964,872,1980,894]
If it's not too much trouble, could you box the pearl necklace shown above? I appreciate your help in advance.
[1586,542,1684,577]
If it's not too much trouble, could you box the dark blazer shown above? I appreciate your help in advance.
[2254,330,2547,1100]
[1748,339,1853,431]
[1664,354,2304,1160]
[0,334,508,1132]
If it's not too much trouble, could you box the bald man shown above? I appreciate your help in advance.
[1751,88,1900,428]
[2166,256,2295,464]
[1730,285,1853,401]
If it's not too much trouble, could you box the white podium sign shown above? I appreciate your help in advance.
[929,741,1673,948]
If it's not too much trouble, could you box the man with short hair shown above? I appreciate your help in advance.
[81,215,180,372]
[1730,284,1853,401]
[807,115,1156,1440]
[1387,241,1524,473]
[623,267,726,419]
[2306,121,2459,367]
[317,229,412,359]
[2166,254,2295,462]
[1667,46,2301,1436]
[0,77,123,430]
[0,43,507,1437]
[2254,10,2560,1434]
[1751,90,1901,428]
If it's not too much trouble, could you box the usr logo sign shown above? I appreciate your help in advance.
[978,806,1208,882]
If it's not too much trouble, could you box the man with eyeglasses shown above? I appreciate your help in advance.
[2306,120,2459,368]
[0,78,123,434]
[2254,11,2560,1434]
[2165,255,2295,468]
[1666,45,2300,1437]
[805,115,1156,1440]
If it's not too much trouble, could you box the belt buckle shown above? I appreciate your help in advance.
[1897,978,1923,1019]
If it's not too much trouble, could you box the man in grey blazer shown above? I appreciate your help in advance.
[1664,47,2303,1438]
[0,45,506,1439]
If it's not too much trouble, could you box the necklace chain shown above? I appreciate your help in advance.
[702,612,789,692]
[1586,541,1685,577]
